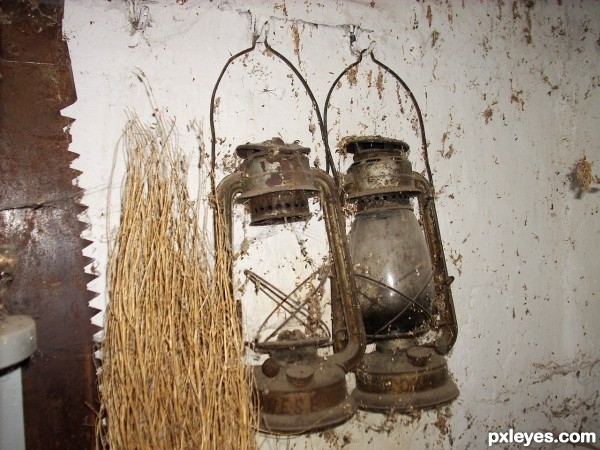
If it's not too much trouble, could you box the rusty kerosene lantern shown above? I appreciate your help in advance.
[339,135,459,412]
[215,137,366,433]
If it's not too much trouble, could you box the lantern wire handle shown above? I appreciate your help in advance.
[262,38,339,186]
[323,47,366,174]
[209,23,339,196]
[322,45,434,186]
[369,51,434,184]
[209,40,256,195]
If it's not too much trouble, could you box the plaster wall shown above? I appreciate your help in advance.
[63,0,600,448]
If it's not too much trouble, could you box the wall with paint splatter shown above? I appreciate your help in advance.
[64,0,600,448]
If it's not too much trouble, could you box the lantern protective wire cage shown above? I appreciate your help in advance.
[208,32,366,434]
[323,49,459,412]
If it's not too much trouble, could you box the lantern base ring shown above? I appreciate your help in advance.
[255,354,357,434]
[352,345,458,412]
[259,393,356,435]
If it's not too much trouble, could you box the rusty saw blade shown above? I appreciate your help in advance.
[0,1,98,449]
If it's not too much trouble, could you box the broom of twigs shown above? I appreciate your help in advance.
[97,110,257,449]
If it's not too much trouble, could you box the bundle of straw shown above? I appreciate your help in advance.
[97,112,256,449]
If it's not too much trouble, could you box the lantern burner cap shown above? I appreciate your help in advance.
[343,136,409,155]
[234,138,317,225]
[342,136,418,200]
[245,190,312,225]
[236,137,310,159]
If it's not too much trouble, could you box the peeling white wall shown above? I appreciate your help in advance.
[63,0,600,448]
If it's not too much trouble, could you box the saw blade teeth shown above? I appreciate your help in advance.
[91,310,105,334]
[69,157,102,338]
[61,116,75,128]
[85,293,101,307]
[81,240,95,251]
[82,271,96,284]
[66,150,81,164]
[73,203,88,216]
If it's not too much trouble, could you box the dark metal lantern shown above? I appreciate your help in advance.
[342,136,459,412]
[216,137,366,433]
